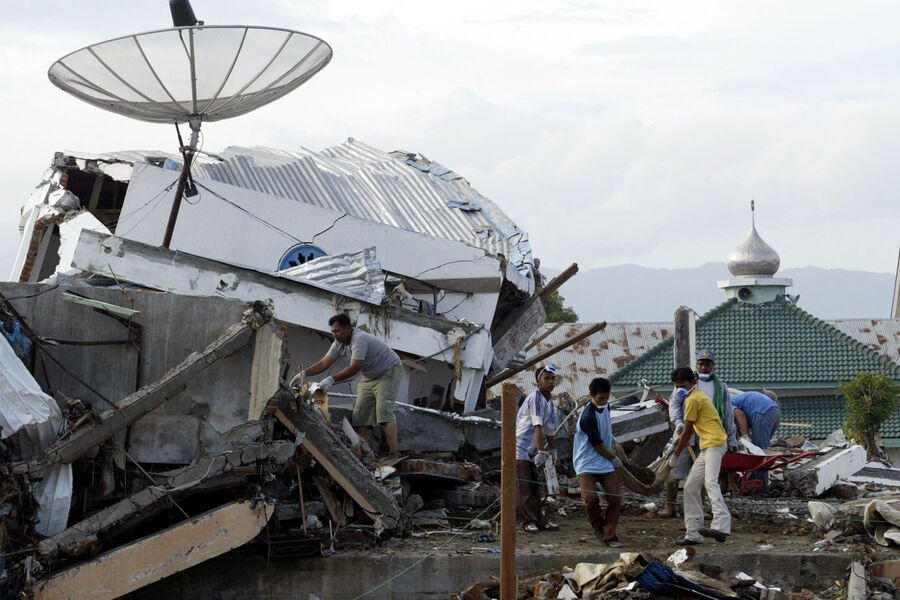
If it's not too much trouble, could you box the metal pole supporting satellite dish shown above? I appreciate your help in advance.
[162,118,200,249]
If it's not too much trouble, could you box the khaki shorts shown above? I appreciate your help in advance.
[351,363,403,427]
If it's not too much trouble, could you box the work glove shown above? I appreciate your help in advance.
[673,422,684,437]
[534,450,550,468]
[668,453,680,469]
[318,376,335,392]
[611,456,623,469]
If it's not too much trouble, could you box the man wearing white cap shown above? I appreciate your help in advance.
[515,364,561,533]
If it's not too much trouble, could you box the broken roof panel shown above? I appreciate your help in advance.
[188,140,534,285]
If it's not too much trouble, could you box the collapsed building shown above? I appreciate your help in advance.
[0,141,553,598]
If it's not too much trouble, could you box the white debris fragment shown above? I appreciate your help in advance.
[666,549,689,567]
[557,583,578,600]
[808,501,837,530]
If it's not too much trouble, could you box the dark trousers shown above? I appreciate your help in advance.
[516,460,546,527]
[579,471,622,542]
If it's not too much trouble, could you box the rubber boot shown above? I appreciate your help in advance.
[659,479,678,518]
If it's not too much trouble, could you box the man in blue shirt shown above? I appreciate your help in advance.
[573,377,624,547]
[515,364,560,533]
[732,390,782,491]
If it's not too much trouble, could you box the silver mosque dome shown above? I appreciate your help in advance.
[727,202,780,277]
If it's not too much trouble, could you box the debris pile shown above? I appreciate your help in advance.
[451,550,860,600]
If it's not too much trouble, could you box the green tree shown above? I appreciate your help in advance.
[839,372,900,457]
[542,290,578,323]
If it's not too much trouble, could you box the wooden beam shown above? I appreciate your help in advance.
[14,311,266,475]
[523,321,564,352]
[486,321,607,387]
[38,441,293,557]
[60,292,143,318]
[31,501,272,600]
[271,395,403,531]
[248,322,283,421]
[500,382,517,600]
[537,263,578,300]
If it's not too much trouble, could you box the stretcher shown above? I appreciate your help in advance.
[719,451,815,496]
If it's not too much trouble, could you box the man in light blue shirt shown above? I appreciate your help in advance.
[732,390,782,491]
[573,377,624,547]
[515,364,560,533]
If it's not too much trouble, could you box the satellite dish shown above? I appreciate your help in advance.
[48,16,332,248]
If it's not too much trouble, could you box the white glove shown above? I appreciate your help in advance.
[318,376,335,392]
[534,450,550,467]
[738,435,751,451]
[668,453,679,468]
[673,422,684,437]
[611,456,623,469]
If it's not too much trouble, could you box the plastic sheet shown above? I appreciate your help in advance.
[0,334,72,536]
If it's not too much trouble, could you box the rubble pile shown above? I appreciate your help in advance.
[450,550,854,600]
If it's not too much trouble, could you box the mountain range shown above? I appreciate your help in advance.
[544,263,896,323]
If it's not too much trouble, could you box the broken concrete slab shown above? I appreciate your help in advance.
[783,445,867,497]
[432,483,498,508]
[14,304,270,475]
[271,394,404,532]
[31,500,272,600]
[610,400,670,443]
[400,459,482,485]
[849,462,900,487]
[126,414,200,463]
[38,440,293,557]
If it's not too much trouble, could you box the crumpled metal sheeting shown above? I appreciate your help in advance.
[276,247,386,306]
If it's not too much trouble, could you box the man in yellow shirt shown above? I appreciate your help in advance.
[669,367,731,546]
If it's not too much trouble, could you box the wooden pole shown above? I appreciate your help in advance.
[486,321,607,388]
[538,263,579,300]
[523,321,565,352]
[500,382,517,600]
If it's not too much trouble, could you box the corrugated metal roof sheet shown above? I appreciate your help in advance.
[489,322,672,399]
[63,140,535,288]
[194,140,534,277]
[830,318,900,364]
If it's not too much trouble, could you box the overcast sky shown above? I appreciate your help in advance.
[2,1,899,280]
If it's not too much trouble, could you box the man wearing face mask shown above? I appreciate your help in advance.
[573,377,624,547]
[516,364,561,533]
[695,349,737,453]
[669,367,731,546]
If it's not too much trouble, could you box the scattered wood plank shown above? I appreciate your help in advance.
[38,440,293,558]
[31,501,272,600]
[60,292,143,318]
[313,476,346,527]
[271,394,403,532]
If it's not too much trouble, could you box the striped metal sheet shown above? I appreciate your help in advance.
[68,140,535,283]
[192,140,534,274]
[490,322,673,399]
[830,318,900,364]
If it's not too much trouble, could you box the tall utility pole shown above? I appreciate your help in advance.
[500,383,517,600]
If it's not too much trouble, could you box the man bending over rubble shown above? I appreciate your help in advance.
[669,367,731,546]
[515,364,560,533]
[573,377,624,547]
[303,313,403,457]
[731,389,782,492]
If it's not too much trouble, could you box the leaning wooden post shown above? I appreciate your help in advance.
[500,382,517,600]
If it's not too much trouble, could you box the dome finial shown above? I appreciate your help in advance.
[727,201,780,277]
